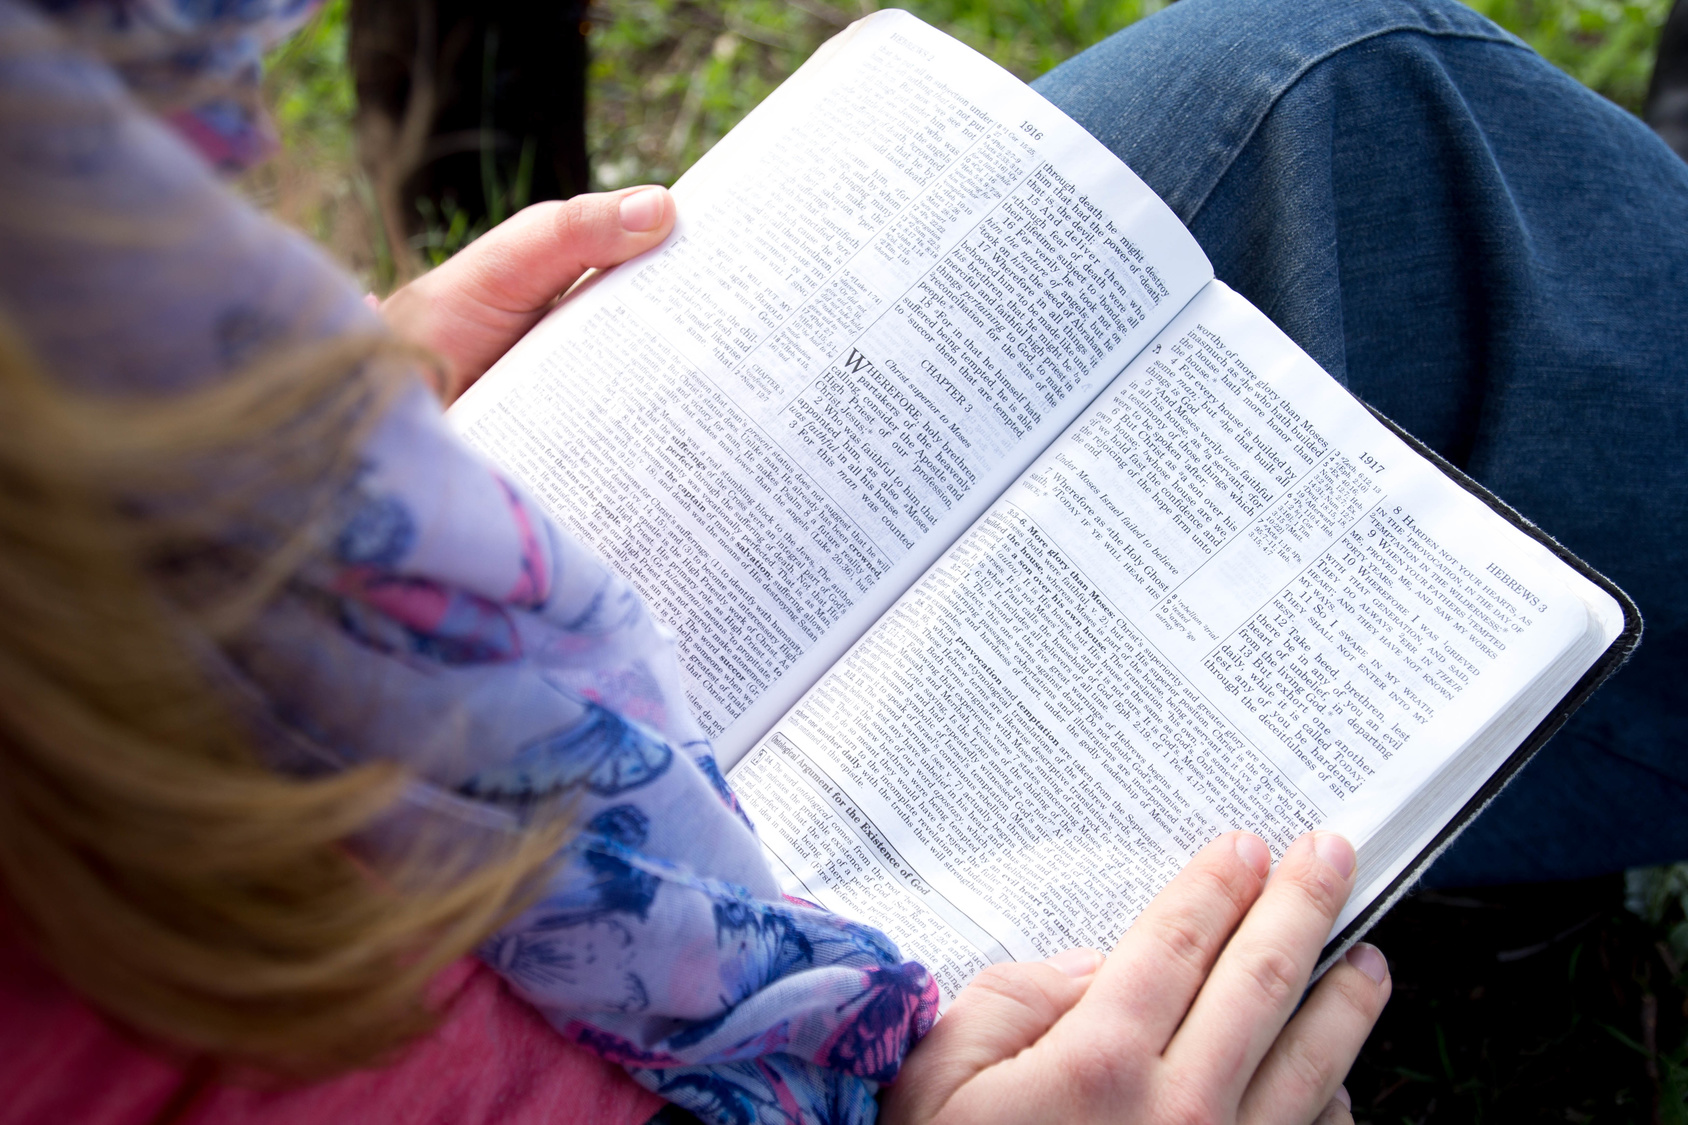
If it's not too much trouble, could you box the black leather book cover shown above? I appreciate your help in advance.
[1317,405,1644,968]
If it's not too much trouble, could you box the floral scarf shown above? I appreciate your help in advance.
[1,2,939,1121]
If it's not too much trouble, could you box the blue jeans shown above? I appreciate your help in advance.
[1034,0,1688,886]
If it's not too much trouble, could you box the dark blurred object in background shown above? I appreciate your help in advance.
[349,0,591,277]
[1347,875,1688,1123]
[1648,0,1688,159]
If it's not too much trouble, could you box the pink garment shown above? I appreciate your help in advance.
[0,926,664,1125]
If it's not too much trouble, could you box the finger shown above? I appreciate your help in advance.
[379,187,675,397]
[883,952,1100,1124]
[434,186,675,317]
[1311,1086,1355,1125]
[1074,831,1271,1053]
[1238,946,1388,1125]
[1164,831,1356,1103]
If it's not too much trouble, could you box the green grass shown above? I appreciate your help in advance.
[586,1,1179,189]
[253,0,1675,282]
[1468,0,1671,110]
[587,0,1674,191]
[241,0,381,279]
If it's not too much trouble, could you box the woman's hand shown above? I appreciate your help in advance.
[378,186,676,403]
[883,831,1389,1125]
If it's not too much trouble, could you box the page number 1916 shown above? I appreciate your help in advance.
[1019,120,1044,141]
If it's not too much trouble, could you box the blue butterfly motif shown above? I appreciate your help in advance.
[692,746,756,831]
[478,805,663,1003]
[334,493,415,567]
[570,1024,683,1067]
[561,574,643,634]
[405,598,520,664]
[823,963,938,1084]
[646,1057,874,1125]
[785,908,900,970]
[333,597,405,656]
[480,919,650,1013]
[796,1059,880,1125]
[834,918,901,966]
[654,1071,759,1125]
[586,803,649,846]
[522,806,661,928]
[664,1006,734,1052]
[713,899,815,1007]
[458,703,673,802]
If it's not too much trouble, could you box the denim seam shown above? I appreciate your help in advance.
[1185,25,1534,223]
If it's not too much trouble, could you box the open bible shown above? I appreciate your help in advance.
[449,10,1637,998]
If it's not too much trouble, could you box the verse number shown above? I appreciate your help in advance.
[1019,120,1044,141]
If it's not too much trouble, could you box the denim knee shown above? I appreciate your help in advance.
[1031,0,1523,221]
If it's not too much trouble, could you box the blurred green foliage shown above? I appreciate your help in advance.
[587,1,1183,189]
[256,0,1675,278]
[900,0,1174,74]
[244,0,388,281]
[1629,861,1688,969]
[1467,0,1673,110]
[1626,863,1688,1124]
[265,0,355,149]
[587,0,1674,190]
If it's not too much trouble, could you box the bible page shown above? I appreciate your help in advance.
[448,10,1211,764]
[728,281,1619,998]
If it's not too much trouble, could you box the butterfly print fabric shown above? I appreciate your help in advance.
[0,4,941,1122]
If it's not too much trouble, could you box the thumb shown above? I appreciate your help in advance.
[378,186,675,399]
[882,951,1100,1125]
[438,186,676,316]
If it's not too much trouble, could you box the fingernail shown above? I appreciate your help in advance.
[1346,942,1388,984]
[1313,832,1356,880]
[619,186,667,232]
[1333,1084,1352,1111]
[1044,948,1104,978]
[1234,832,1271,879]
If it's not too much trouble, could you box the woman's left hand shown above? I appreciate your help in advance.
[882,831,1389,1125]
[378,185,676,403]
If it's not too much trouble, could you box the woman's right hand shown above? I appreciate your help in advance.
[882,831,1389,1125]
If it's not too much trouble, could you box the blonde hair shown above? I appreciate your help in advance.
[0,319,564,1076]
